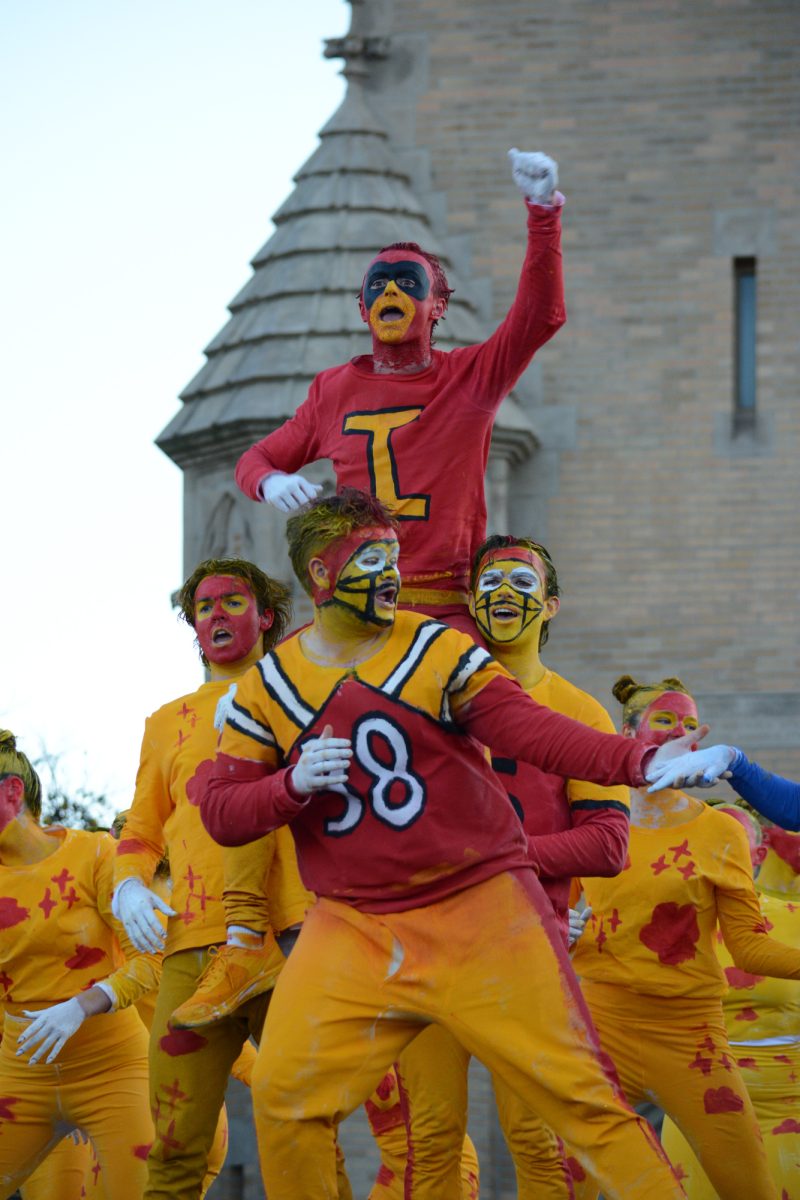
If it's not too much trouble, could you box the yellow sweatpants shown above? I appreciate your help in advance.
[570,983,778,1200]
[145,946,270,1200]
[0,1008,151,1200]
[661,1042,800,1200]
[365,1046,479,1198]
[251,871,684,1200]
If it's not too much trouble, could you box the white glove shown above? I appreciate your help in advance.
[292,724,353,796]
[112,878,175,954]
[508,149,558,205]
[646,743,736,794]
[259,472,322,513]
[17,998,86,1065]
[568,907,592,949]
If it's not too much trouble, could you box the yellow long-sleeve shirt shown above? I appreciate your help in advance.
[717,886,800,1042]
[0,827,160,1014]
[573,801,800,999]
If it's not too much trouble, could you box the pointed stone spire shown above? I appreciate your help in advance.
[157,8,487,467]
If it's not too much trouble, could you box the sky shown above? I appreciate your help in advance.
[2,0,348,813]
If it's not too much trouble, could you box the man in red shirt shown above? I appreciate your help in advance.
[201,488,706,1200]
[235,150,566,635]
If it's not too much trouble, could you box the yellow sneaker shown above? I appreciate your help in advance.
[170,935,286,1028]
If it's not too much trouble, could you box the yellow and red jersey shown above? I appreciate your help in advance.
[572,801,800,999]
[493,668,629,936]
[0,827,159,1014]
[235,205,565,601]
[204,613,651,914]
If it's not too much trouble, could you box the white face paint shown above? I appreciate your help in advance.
[476,566,542,596]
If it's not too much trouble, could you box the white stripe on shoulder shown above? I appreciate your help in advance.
[214,684,238,733]
[446,645,493,695]
[227,699,276,748]
[381,621,448,696]
[258,654,315,728]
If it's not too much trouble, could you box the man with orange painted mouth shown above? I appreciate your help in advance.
[235,149,567,638]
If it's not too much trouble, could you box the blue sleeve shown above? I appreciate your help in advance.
[728,750,800,831]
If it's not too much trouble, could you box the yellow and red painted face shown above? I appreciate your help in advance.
[313,529,401,627]
[635,691,700,748]
[0,775,24,834]
[361,250,441,346]
[193,575,273,665]
[471,550,550,646]
[762,826,800,875]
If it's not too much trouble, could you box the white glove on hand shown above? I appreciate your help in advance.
[260,472,322,513]
[646,743,736,794]
[292,724,353,796]
[508,149,558,205]
[566,907,592,945]
[17,998,86,1065]
[112,878,175,954]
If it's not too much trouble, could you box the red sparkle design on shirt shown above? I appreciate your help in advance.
[0,1097,19,1122]
[157,1118,185,1157]
[161,1078,189,1110]
[63,887,81,909]
[719,1052,734,1072]
[91,1160,102,1184]
[736,1057,758,1070]
[789,1071,798,1084]
[596,921,607,952]
[703,1086,744,1114]
[786,902,797,913]
[669,838,692,862]
[650,855,669,876]
[185,759,214,808]
[177,703,198,726]
[608,908,622,932]
[175,729,190,749]
[38,888,57,919]
[774,1054,792,1064]
[762,915,774,931]
[772,1118,800,1135]
[0,898,29,929]
[65,944,107,970]
[734,1007,759,1021]
[700,1035,716,1054]
[725,965,766,990]
[51,868,75,895]
[639,902,700,965]
[677,860,697,880]
[673,1163,688,1182]
[688,1051,714,1076]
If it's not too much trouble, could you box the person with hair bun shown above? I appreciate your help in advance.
[0,730,158,1199]
[660,806,800,1199]
[565,676,800,1200]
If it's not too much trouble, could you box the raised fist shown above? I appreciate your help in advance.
[508,149,558,205]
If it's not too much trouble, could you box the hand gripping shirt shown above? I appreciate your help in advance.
[0,828,160,1014]
[235,204,566,599]
[572,802,800,999]
[115,679,307,955]
[202,613,653,914]
[492,669,630,937]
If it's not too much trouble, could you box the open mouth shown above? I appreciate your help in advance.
[376,582,398,605]
[379,306,406,322]
[211,627,233,645]
[491,605,519,619]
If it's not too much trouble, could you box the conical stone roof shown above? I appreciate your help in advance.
[157,74,509,466]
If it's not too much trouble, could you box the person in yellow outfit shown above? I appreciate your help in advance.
[661,807,800,1199]
[111,557,311,1200]
[199,488,715,1200]
[566,675,800,1200]
[367,534,632,1199]
[0,731,159,1200]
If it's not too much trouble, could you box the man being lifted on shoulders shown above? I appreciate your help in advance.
[235,149,566,635]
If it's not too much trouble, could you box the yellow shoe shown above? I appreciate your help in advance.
[170,935,286,1028]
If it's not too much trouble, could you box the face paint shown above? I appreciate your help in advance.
[763,827,800,875]
[472,550,548,646]
[314,530,400,627]
[361,251,438,346]
[634,691,700,748]
[0,776,23,834]
[193,575,272,665]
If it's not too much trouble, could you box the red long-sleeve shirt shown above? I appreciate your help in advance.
[202,615,649,913]
[235,203,565,597]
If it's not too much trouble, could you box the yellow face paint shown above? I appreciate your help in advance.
[472,555,547,646]
[331,538,401,627]
[368,284,418,344]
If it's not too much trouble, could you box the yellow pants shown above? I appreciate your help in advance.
[365,1047,479,1198]
[0,1008,151,1200]
[145,945,270,1200]
[570,983,778,1200]
[251,871,684,1200]
[661,1042,800,1199]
